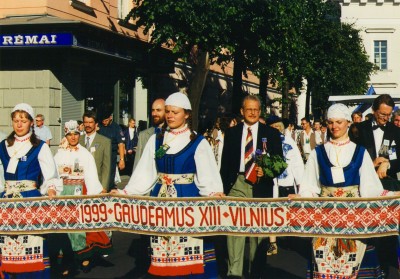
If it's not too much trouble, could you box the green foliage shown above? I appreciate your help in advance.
[256,154,287,178]
[128,0,375,115]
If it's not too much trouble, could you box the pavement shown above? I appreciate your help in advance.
[70,176,399,279]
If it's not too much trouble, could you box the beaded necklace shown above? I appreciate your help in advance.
[329,138,350,146]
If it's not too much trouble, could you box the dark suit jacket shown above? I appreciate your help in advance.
[123,128,139,151]
[79,133,112,190]
[349,119,400,179]
[220,122,284,198]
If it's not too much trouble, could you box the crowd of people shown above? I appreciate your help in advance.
[0,92,399,279]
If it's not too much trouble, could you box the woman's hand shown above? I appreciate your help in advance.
[109,189,120,195]
[211,192,225,197]
[376,161,389,179]
[47,189,57,198]
[287,194,300,200]
[373,157,388,168]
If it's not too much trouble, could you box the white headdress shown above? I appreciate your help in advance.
[12,103,34,120]
[64,120,80,135]
[165,92,192,110]
[327,103,351,121]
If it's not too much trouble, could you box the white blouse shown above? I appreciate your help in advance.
[121,126,223,196]
[299,140,388,198]
[54,144,103,195]
[0,133,61,195]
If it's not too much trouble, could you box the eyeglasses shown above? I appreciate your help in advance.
[376,112,391,119]
[244,108,260,113]
[35,119,43,122]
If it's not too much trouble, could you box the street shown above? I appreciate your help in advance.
[74,232,399,279]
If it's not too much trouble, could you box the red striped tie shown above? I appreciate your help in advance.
[244,127,254,177]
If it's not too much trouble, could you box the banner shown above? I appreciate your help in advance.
[0,195,398,238]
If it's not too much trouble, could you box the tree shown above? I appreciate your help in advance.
[127,0,375,125]
[127,0,230,129]
[299,0,375,118]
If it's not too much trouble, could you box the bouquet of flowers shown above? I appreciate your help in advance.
[254,149,287,178]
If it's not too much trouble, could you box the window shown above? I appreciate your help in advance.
[374,40,387,70]
[118,0,132,20]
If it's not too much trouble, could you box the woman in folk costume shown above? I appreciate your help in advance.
[0,103,61,278]
[267,116,304,256]
[289,103,400,279]
[111,92,224,278]
[53,120,112,274]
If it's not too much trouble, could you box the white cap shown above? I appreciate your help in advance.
[64,120,80,135]
[327,103,351,122]
[165,92,192,110]
[12,103,34,120]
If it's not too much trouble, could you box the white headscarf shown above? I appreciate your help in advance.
[12,103,34,120]
[165,92,192,110]
[327,103,351,121]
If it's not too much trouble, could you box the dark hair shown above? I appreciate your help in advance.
[372,94,394,111]
[365,113,373,121]
[7,111,40,147]
[313,119,321,125]
[219,117,231,134]
[301,117,310,123]
[83,110,98,123]
[351,111,362,118]
[77,120,83,125]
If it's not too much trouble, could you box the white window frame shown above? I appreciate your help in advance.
[374,40,387,70]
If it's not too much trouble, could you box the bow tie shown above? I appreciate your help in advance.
[372,125,385,131]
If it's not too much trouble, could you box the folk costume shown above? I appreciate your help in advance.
[273,132,304,198]
[0,103,60,279]
[53,121,112,262]
[120,93,223,278]
[299,104,394,279]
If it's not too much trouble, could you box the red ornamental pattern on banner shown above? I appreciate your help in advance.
[0,195,398,238]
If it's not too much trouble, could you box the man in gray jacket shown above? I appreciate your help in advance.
[133,98,165,170]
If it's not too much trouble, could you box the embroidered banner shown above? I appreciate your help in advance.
[0,195,398,238]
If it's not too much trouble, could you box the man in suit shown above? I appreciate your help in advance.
[122,118,139,176]
[349,94,400,277]
[220,95,283,278]
[299,117,316,162]
[133,98,165,170]
[80,110,112,192]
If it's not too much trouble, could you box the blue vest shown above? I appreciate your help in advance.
[0,140,44,184]
[315,144,364,187]
[151,134,204,197]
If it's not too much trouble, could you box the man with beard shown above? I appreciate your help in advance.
[80,110,112,192]
[133,98,166,170]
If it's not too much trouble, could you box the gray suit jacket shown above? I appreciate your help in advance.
[80,133,112,190]
[133,127,155,171]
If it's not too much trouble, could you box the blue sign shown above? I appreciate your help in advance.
[0,33,74,47]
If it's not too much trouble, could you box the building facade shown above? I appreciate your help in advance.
[0,0,266,151]
[340,0,400,95]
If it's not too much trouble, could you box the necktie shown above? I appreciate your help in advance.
[85,137,90,149]
[244,127,254,177]
[372,125,385,131]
